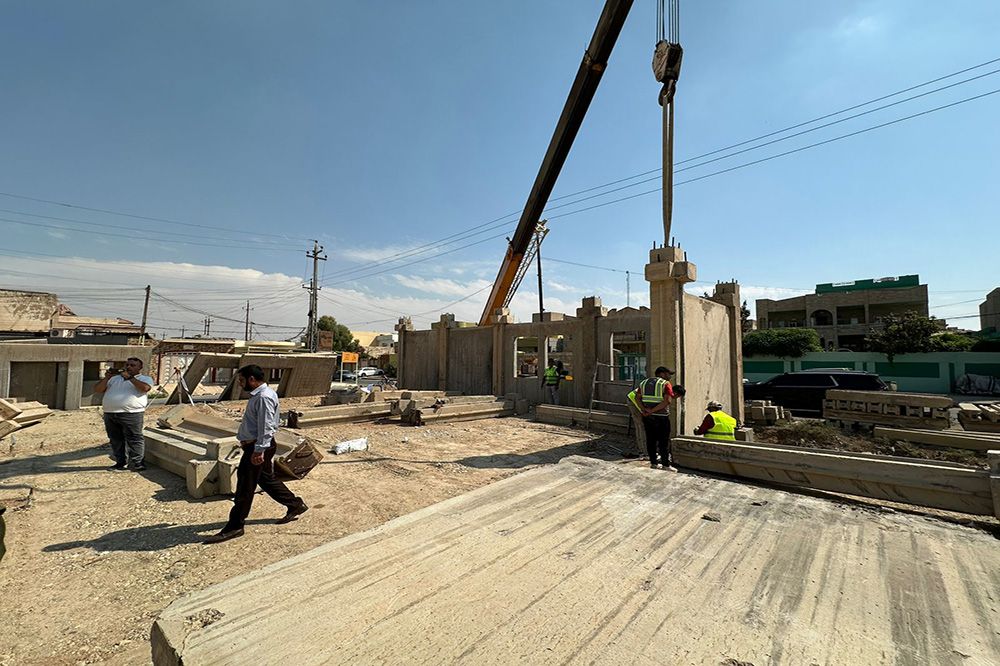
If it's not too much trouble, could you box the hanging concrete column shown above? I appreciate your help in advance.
[645,245,696,434]
[710,281,745,422]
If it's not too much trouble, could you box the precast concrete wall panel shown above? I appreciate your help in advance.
[401,329,440,391]
[445,327,493,396]
[682,294,736,423]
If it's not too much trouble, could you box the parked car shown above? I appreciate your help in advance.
[337,370,357,381]
[743,369,889,416]
[358,367,384,377]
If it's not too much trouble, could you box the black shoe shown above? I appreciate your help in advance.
[276,503,308,524]
[204,528,244,544]
[109,464,126,471]
[649,462,659,469]
[132,464,147,472]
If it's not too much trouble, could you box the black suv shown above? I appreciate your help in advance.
[743,369,888,416]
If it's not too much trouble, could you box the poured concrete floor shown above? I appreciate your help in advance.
[153,457,1000,666]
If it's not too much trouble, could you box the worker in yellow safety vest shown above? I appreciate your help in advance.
[627,367,685,470]
[693,401,738,440]
[541,358,562,405]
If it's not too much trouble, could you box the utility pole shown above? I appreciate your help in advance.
[180,326,185,338]
[626,271,631,308]
[140,285,151,340]
[244,301,252,342]
[203,316,212,336]
[534,223,547,319]
[303,240,327,352]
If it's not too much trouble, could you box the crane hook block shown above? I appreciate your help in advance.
[652,39,683,84]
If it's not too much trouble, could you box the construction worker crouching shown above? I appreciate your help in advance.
[693,401,738,441]
[628,366,685,470]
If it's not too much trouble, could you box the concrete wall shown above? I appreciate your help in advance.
[0,343,153,410]
[743,351,1000,394]
[681,293,740,425]
[0,289,57,336]
[445,327,493,396]
[398,328,439,391]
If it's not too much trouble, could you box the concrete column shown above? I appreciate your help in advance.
[645,245,696,435]
[0,361,10,399]
[711,281,745,422]
[395,318,414,389]
[491,308,514,397]
[434,314,457,392]
[575,297,607,410]
[64,361,84,411]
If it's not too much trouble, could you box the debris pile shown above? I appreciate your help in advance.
[0,398,54,440]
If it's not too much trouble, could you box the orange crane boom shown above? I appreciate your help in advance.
[478,0,635,326]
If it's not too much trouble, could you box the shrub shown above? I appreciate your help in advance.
[743,328,822,358]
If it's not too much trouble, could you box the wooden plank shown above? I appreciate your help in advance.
[873,427,1000,452]
[0,398,22,421]
[12,407,53,425]
[825,390,953,408]
[671,437,993,516]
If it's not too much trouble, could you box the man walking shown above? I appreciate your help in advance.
[634,366,685,470]
[693,401,738,441]
[541,358,561,405]
[94,357,153,471]
[205,365,307,544]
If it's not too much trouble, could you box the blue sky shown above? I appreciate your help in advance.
[1,0,997,339]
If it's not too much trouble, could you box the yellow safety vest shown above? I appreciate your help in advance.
[544,366,560,386]
[705,411,738,441]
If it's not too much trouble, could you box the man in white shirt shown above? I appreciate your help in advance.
[94,357,153,471]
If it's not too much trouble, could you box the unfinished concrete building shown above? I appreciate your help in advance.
[397,275,743,434]
[0,341,153,410]
[981,287,1000,332]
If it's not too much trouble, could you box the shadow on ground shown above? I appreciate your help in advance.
[41,519,274,553]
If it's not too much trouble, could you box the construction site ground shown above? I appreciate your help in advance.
[1,401,998,665]
[0,400,622,666]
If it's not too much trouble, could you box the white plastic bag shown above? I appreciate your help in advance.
[331,437,368,455]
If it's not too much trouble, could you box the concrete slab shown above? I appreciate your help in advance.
[152,457,1000,666]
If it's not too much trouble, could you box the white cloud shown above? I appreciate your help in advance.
[45,230,68,239]
[392,274,491,297]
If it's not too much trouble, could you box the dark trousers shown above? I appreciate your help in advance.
[642,414,672,466]
[103,412,145,467]
[225,443,303,532]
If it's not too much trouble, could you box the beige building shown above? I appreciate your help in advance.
[756,275,929,351]
[981,288,1000,332]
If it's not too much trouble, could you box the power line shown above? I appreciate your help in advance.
[0,207,302,249]
[0,191,309,241]
[0,216,303,252]
[317,57,1000,283]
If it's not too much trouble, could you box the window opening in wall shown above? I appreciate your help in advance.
[545,336,573,380]
[514,336,539,377]
[613,330,647,382]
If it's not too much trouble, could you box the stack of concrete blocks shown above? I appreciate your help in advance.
[403,394,526,426]
[823,390,953,430]
[747,400,789,426]
[146,405,313,499]
[958,403,1000,433]
[0,398,54,440]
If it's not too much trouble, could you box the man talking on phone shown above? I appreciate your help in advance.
[94,357,153,471]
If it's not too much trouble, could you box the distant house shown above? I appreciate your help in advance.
[0,289,141,344]
[981,288,1000,332]
[755,275,932,351]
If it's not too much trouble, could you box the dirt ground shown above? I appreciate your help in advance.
[0,401,628,666]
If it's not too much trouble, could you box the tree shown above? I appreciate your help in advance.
[316,315,360,352]
[865,311,941,362]
[742,328,822,358]
[740,300,752,334]
[931,332,975,352]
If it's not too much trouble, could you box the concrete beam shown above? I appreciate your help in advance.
[874,427,1000,452]
[672,436,995,516]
